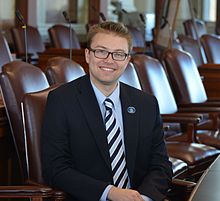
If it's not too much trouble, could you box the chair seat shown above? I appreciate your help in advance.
[169,157,188,179]
[167,142,220,165]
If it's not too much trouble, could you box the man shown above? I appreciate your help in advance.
[41,21,172,201]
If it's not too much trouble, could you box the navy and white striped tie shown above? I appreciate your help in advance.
[104,98,129,188]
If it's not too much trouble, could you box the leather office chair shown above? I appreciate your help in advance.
[11,26,45,64]
[11,26,45,65]
[0,61,65,200]
[127,26,146,49]
[163,48,220,148]
[0,61,50,181]
[183,19,207,40]
[178,35,207,66]
[0,32,13,70]
[200,34,220,64]
[127,26,155,56]
[45,56,86,85]
[120,57,220,181]
[0,88,65,200]
[48,24,81,49]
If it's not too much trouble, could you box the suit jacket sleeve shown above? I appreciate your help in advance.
[136,95,173,201]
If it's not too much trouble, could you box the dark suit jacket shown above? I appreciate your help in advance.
[41,75,172,201]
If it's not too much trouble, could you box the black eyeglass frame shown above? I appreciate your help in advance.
[89,48,129,61]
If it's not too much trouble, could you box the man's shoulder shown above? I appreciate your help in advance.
[52,75,88,93]
[120,82,155,101]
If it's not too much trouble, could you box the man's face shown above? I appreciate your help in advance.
[85,32,130,89]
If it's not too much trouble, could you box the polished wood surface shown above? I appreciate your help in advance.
[38,48,89,73]
[198,64,220,98]
[188,155,220,201]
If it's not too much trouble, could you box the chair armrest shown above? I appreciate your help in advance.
[162,115,201,124]
[162,115,200,142]
[167,179,196,201]
[178,104,220,112]
[0,185,53,198]
[163,112,203,119]
[27,180,66,200]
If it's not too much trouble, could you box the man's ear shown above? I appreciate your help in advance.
[127,55,131,62]
[85,48,90,64]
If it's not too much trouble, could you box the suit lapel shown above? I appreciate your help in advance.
[120,83,139,182]
[75,76,112,171]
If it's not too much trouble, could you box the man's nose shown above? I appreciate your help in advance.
[105,53,114,61]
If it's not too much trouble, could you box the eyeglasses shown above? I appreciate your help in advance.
[89,48,129,61]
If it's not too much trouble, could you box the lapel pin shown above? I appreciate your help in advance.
[127,106,136,114]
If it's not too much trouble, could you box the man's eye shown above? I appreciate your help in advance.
[97,50,107,54]
[114,52,125,57]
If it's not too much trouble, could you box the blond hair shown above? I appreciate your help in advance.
[87,21,132,52]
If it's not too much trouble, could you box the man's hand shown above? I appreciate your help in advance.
[107,186,144,201]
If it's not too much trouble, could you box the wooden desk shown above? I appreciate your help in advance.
[38,48,89,73]
[188,155,220,201]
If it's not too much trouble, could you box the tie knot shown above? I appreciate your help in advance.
[104,98,114,110]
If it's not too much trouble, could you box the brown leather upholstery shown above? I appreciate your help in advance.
[120,56,220,181]
[178,35,207,66]
[163,49,208,104]
[163,49,220,148]
[0,61,49,180]
[11,26,45,60]
[170,157,187,179]
[0,32,12,70]
[119,62,142,90]
[200,34,220,63]
[45,56,86,85]
[132,54,214,131]
[127,26,146,48]
[21,85,58,182]
[0,62,65,200]
[48,24,80,49]
[183,19,207,40]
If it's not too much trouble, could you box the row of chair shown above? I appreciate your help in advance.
[0,58,192,200]
[0,24,81,67]
[1,48,220,199]
[1,19,219,69]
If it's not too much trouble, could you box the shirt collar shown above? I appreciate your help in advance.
[90,80,120,109]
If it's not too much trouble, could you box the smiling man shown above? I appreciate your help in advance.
[41,21,172,201]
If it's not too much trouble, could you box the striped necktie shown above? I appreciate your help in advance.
[104,98,129,188]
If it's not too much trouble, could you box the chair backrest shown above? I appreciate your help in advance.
[11,26,45,56]
[163,48,208,104]
[127,26,146,48]
[48,24,80,49]
[200,34,220,63]
[21,85,59,183]
[132,54,178,114]
[119,62,142,90]
[45,57,86,85]
[0,32,13,70]
[183,19,207,40]
[178,35,207,66]
[0,61,49,180]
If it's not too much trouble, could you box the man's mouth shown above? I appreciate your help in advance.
[100,66,115,72]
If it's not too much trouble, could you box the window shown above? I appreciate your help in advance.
[203,0,217,21]
[0,0,15,29]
